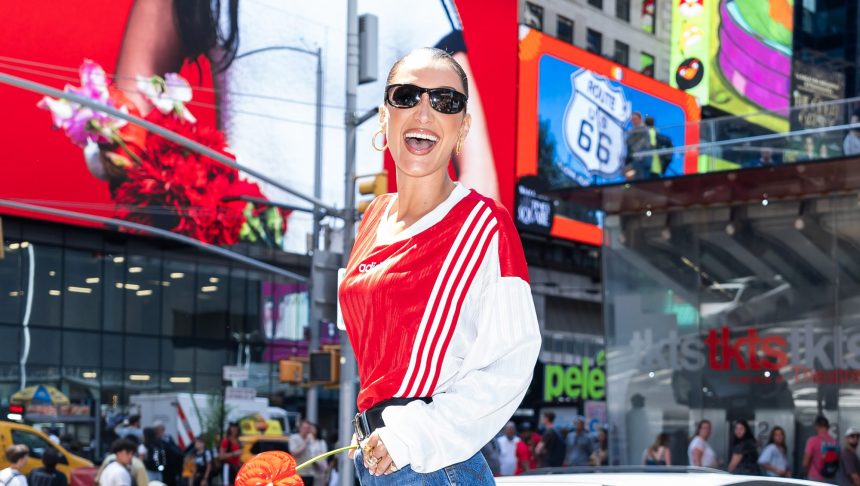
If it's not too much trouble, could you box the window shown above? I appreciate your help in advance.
[557,15,574,44]
[641,0,657,34]
[640,52,655,77]
[588,0,603,9]
[12,429,65,462]
[586,29,603,55]
[614,41,630,67]
[616,0,631,21]
[524,2,544,31]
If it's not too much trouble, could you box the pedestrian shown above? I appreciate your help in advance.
[289,420,317,486]
[564,417,593,467]
[100,439,136,486]
[153,421,183,486]
[535,411,565,468]
[803,415,839,482]
[26,449,66,486]
[339,46,540,485]
[115,416,144,442]
[590,427,608,466]
[758,426,791,478]
[838,427,860,486]
[189,438,212,486]
[727,420,760,475]
[844,110,860,156]
[0,445,28,486]
[218,423,242,486]
[496,422,521,476]
[143,427,166,482]
[307,423,328,486]
[515,426,536,474]
[624,111,650,180]
[645,116,673,177]
[688,420,719,468]
[643,432,671,466]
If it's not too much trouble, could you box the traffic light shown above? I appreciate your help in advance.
[357,170,388,214]
[309,346,341,384]
[278,360,303,384]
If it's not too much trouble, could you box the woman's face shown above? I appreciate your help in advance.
[734,422,745,439]
[383,55,471,180]
[700,422,711,439]
[773,428,784,445]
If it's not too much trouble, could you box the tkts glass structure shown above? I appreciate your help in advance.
[570,92,860,468]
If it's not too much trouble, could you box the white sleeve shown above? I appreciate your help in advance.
[758,444,772,465]
[376,235,541,473]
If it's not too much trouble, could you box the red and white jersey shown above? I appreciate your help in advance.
[338,183,541,473]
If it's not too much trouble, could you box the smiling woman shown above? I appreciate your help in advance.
[338,48,541,485]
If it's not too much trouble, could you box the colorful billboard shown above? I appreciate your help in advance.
[517,28,700,245]
[670,0,794,132]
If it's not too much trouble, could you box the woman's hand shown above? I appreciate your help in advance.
[362,432,397,476]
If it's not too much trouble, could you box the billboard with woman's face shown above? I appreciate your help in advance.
[0,1,521,253]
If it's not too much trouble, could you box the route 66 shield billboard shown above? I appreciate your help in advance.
[563,69,632,182]
[517,28,700,245]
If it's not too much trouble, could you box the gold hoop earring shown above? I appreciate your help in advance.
[372,127,388,151]
[455,138,463,156]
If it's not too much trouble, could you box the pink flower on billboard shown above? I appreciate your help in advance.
[38,60,288,247]
[37,59,129,147]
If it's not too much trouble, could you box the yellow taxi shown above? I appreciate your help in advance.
[0,421,93,480]
[238,414,290,463]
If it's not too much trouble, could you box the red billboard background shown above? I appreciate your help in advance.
[0,1,218,226]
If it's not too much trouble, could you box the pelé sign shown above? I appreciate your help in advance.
[544,351,606,401]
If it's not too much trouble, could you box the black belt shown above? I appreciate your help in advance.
[353,397,432,442]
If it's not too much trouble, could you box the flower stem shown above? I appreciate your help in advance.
[113,134,141,165]
[295,445,359,472]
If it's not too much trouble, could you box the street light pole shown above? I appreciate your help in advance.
[307,47,324,425]
[339,0,359,483]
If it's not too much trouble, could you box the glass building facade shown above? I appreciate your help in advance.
[603,193,860,469]
[0,216,327,457]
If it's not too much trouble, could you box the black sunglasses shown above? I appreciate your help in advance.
[384,84,468,114]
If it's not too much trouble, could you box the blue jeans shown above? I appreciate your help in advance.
[354,450,494,485]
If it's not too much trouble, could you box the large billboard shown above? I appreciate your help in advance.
[670,0,794,132]
[0,1,520,253]
[0,2,350,253]
[517,28,700,245]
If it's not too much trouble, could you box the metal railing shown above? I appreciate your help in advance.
[624,96,860,183]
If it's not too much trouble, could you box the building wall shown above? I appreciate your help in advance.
[519,0,673,83]
[0,217,328,456]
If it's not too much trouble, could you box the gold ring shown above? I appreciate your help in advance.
[366,455,379,466]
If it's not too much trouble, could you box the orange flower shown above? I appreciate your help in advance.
[235,451,304,486]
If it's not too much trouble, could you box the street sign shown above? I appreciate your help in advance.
[222,365,249,381]
[225,387,256,401]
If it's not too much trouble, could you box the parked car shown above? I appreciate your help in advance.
[497,466,821,485]
[0,421,93,480]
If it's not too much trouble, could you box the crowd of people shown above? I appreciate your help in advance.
[676,415,860,485]
[0,415,344,486]
[481,411,609,477]
[478,411,860,485]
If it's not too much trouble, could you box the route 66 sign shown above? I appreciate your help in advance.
[563,69,631,179]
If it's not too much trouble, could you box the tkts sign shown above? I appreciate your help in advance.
[631,325,860,384]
